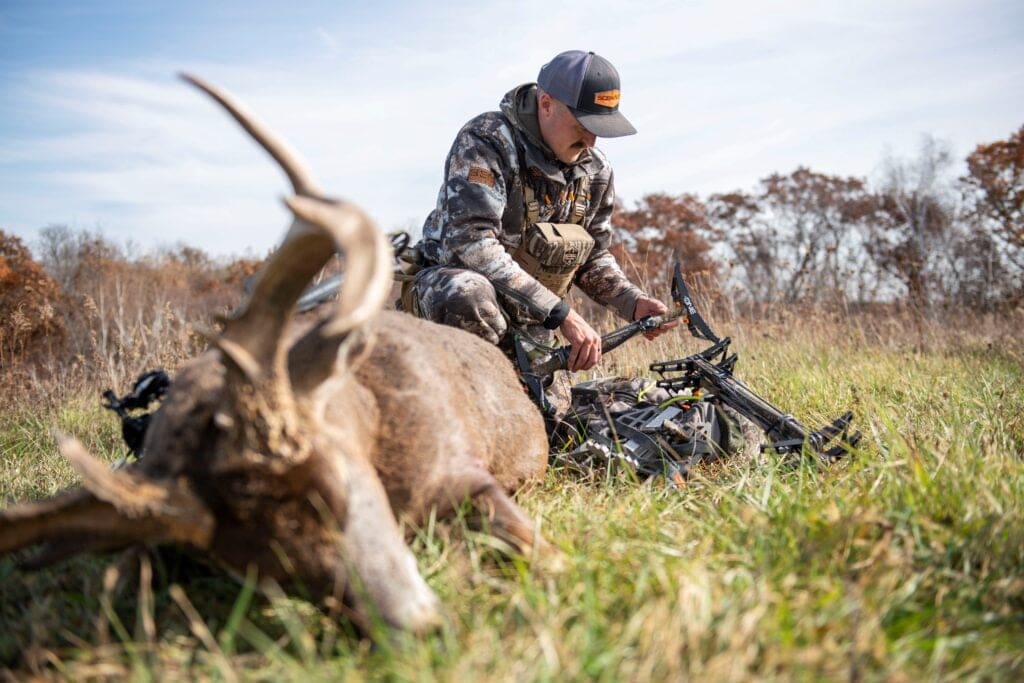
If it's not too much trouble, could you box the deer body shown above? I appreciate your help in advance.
[0,75,549,634]
[356,312,548,514]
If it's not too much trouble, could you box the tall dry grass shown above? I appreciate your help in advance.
[0,228,261,408]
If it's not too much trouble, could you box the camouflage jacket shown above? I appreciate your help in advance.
[419,83,644,326]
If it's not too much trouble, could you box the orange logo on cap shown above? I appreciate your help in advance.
[594,89,620,108]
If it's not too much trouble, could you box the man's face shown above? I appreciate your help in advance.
[538,92,598,165]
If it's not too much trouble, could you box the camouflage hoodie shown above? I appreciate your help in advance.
[420,83,643,325]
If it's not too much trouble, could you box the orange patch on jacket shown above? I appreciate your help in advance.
[467,166,496,188]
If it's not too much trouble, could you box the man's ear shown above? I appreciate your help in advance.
[537,91,554,119]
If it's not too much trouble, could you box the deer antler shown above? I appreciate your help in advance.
[179,74,391,388]
[0,435,213,567]
[178,73,322,198]
[285,197,392,338]
[283,197,394,394]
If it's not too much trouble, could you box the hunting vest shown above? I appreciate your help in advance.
[398,129,598,315]
[510,172,595,299]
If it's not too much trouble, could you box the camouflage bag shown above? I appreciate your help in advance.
[551,376,745,486]
[512,222,595,298]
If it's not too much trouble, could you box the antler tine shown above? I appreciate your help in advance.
[286,197,393,337]
[0,488,94,555]
[284,197,393,394]
[179,72,323,198]
[58,433,214,547]
[215,225,336,382]
[0,435,214,561]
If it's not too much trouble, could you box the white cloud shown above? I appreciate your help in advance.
[2,0,1022,256]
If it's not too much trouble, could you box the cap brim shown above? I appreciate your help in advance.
[572,109,637,138]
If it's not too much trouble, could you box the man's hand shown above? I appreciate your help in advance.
[634,296,680,340]
[558,309,602,371]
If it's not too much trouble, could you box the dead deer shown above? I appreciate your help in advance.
[0,74,549,633]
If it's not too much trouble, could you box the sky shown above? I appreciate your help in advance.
[1,0,1022,258]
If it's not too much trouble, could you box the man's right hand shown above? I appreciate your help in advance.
[558,309,602,371]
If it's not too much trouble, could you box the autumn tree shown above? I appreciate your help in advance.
[611,192,717,296]
[31,227,259,387]
[866,136,959,311]
[941,229,1010,309]
[708,169,881,304]
[963,125,1024,257]
[0,229,65,367]
[704,190,776,300]
[37,224,138,293]
[961,124,1023,301]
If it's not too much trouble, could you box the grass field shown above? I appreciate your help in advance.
[1,313,1023,680]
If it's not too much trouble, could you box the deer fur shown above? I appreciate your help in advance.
[0,74,549,633]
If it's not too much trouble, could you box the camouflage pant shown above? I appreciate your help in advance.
[411,265,555,348]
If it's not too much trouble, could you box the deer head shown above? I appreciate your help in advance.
[0,74,441,632]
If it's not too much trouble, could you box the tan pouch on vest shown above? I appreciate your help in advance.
[395,244,425,316]
[512,222,595,298]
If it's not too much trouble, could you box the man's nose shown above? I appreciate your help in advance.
[582,131,597,148]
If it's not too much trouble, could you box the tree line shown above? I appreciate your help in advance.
[611,126,1023,313]
[2,124,1020,383]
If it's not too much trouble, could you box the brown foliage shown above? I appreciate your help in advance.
[709,169,881,304]
[2,227,265,403]
[0,229,65,368]
[611,192,718,295]
[868,135,1019,312]
[963,124,1024,274]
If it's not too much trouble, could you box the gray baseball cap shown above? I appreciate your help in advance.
[537,50,636,138]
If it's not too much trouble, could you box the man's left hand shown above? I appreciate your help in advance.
[633,296,680,340]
